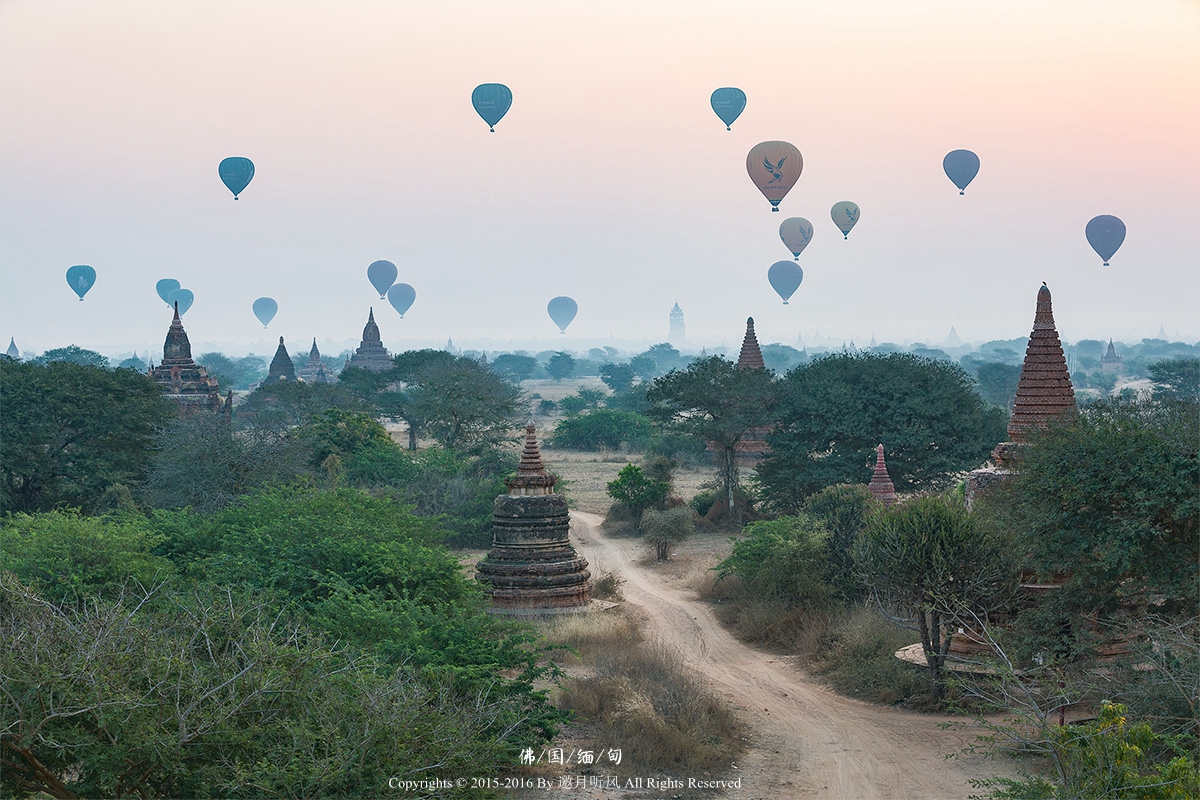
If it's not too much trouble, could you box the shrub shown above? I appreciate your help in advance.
[642,506,695,561]
[606,464,669,527]
[717,514,832,607]
[551,409,656,450]
[801,484,881,600]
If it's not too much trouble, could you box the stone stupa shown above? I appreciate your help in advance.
[867,444,898,506]
[266,337,296,382]
[475,425,591,614]
[148,302,229,415]
[348,308,393,372]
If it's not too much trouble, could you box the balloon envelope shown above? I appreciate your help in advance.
[710,87,746,130]
[387,283,416,318]
[472,83,512,131]
[367,260,398,298]
[830,201,861,239]
[547,296,578,333]
[155,278,180,305]
[779,217,814,259]
[66,265,96,301]
[252,297,278,328]
[167,288,194,316]
[943,149,980,194]
[768,261,804,304]
[746,141,803,211]
[1085,215,1126,266]
[218,157,255,199]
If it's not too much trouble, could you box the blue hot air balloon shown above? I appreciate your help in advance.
[387,283,416,318]
[830,201,860,239]
[472,83,512,132]
[252,297,278,328]
[156,278,180,306]
[943,149,980,195]
[710,87,746,130]
[218,157,255,199]
[779,217,814,259]
[366,260,398,298]
[66,265,96,301]
[167,288,194,316]
[547,296,577,334]
[1085,215,1127,266]
[768,261,804,304]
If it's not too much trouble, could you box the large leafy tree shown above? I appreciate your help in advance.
[996,396,1199,637]
[1148,358,1200,401]
[404,355,524,449]
[545,351,576,381]
[1,360,176,513]
[28,345,110,368]
[758,352,1007,512]
[645,356,777,519]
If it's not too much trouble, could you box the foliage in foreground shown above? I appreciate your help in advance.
[717,514,832,607]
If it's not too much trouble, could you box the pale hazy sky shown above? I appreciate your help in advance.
[1,0,1197,358]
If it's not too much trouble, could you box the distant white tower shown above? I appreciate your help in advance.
[669,302,686,344]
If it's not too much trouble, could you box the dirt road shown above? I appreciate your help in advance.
[569,511,1011,799]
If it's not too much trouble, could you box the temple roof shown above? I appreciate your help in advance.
[737,317,765,370]
[161,302,193,365]
[267,337,296,382]
[308,338,321,361]
[1007,283,1076,441]
[867,444,898,506]
[349,308,392,372]
[506,424,557,493]
[362,308,381,342]
[149,302,223,413]
[5,337,17,359]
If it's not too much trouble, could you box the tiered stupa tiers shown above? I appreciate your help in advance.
[993,284,1075,465]
[148,302,227,414]
[736,317,765,370]
[297,339,329,383]
[348,308,393,372]
[867,444,898,506]
[475,425,590,614]
[267,337,296,382]
[5,337,18,359]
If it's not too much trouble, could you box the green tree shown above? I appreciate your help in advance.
[299,407,395,468]
[546,351,576,381]
[642,506,695,561]
[606,464,669,526]
[405,355,524,449]
[646,356,777,520]
[551,409,656,450]
[28,344,110,368]
[599,362,636,394]
[974,361,1022,410]
[1149,358,1200,400]
[1,360,176,514]
[854,494,1013,702]
[801,484,881,600]
[491,353,538,382]
[630,354,658,381]
[997,396,1199,637]
[196,351,268,389]
[758,352,1007,513]
[717,514,832,606]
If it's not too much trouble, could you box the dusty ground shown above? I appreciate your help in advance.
[511,512,1018,800]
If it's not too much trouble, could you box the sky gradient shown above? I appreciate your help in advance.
[1,0,1197,358]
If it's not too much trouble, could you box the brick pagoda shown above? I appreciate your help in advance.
[297,338,329,383]
[348,308,392,372]
[867,444,898,506]
[266,337,296,382]
[148,302,229,415]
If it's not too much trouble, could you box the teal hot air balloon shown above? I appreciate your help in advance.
[779,217,814,260]
[1085,215,1126,266]
[218,157,255,199]
[66,265,96,301]
[367,260,398,298]
[156,278,180,305]
[387,283,416,318]
[768,261,803,304]
[831,201,860,239]
[547,296,577,334]
[710,87,746,130]
[472,83,512,132]
[167,288,194,316]
[943,149,979,195]
[252,297,278,328]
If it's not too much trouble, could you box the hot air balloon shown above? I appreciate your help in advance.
[387,283,416,318]
[252,297,278,328]
[830,201,860,239]
[779,217,814,259]
[472,83,512,132]
[943,149,979,195]
[547,296,577,334]
[65,265,96,301]
[155,278,180,305]
[218,157,255,200]
[710,87,746,130]
[367,260,398,298]
[1085,215,1126,266]
[746,141,803,212]
[768,261,803,304]
[167,288,194,316]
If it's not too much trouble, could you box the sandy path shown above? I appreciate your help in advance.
[569,510,1009,800]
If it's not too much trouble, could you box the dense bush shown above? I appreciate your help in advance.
[800,484,881,600]
[551,409,656,450]
[641,506,695,561]
[717,515,832,606]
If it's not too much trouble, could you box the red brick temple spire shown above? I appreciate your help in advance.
[737,317,765,370]
[1007,283,1076,442]
[506,424,557,495]
[867,444,898,506]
